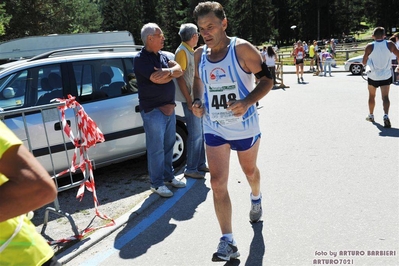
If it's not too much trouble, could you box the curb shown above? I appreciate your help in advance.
[57,193,158,264]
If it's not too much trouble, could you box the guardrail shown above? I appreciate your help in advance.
[0,102,83,237]
[277,47,365,62]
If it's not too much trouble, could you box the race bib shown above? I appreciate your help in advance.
[207,82,243,125]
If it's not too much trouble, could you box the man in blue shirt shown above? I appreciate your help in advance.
[134,23,185,197]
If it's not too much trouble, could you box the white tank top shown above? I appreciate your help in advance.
[265,55,276,67]
[199,37,260,140]
[368,40,392,80]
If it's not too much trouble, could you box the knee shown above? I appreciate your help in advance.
[242,165,258,179]
[210,176,228,194]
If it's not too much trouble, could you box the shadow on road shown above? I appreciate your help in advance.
[114,178,210,260]
[373,122,399,137]
[245,221,265,266]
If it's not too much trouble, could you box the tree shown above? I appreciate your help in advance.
[0,3,11,36]
[1,0,101,41]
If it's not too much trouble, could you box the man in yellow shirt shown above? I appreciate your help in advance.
[174,23,208,179]
[0,121,60,265]
[309,40,316,72]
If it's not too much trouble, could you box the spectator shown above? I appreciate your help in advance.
[389,34,399,84]
[322,49,334,76]
[134,23,185,197]
[265,45,279,85]
[0,120,61,266]
[309,40,316,72]
[174,23,208,179]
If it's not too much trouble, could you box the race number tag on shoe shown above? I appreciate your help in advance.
[207,82,242,125]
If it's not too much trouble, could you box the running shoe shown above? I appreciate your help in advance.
[249,196,263,223]
[301,77,304,82]
[212,237,240,262]
[365,115,374,122]
[384,117,391,128]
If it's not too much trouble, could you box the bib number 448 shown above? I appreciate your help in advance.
[211,93,237,109]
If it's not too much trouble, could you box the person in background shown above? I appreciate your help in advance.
[0,120,61,266]
[292,40,305,83]
[174,23,208,179]
[322,49,334,77]
[192,1,273,262]
[362,27,399,128]
[309,40,316,72]
[303,41,309,58]
[134,23,185,198]
[265,45,279,86]
[389,34,399,84]
[121,73,138,94]
[317,48,323,76]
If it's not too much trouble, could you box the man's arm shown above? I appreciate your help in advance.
[227,40,273,117]
[192,46,205,118]
[0,144,57,222]
[362,44,373,65]
[175,51,193,106]
[388,41,399,71]
[150,59,183,84]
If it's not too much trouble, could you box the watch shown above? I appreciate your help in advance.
[169,68,173,76]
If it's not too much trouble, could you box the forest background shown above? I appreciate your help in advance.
[0,0,398,52]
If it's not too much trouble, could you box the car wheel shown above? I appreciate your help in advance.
[173,124,187,169]
[350,64,363,75]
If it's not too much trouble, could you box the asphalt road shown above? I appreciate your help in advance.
[58,69,399,265]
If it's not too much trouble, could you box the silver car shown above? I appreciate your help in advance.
[0,46,187,177]
[344,55,364,75]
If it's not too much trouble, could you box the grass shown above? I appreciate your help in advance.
[262,28,375,65]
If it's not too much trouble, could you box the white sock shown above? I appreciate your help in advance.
[222,233,233,242]
[251,193,261,201]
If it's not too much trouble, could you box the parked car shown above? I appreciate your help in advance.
[344,55,364,75]
[0,46,188,177]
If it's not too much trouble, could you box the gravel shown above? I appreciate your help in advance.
[32,155,155,254]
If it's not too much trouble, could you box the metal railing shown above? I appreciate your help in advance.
[0,102,88,237]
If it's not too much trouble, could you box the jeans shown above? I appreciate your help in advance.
[141,108,175,188]
[324,58,332,76]
[182,103,206,173]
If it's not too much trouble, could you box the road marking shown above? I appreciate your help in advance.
[79,178,196,266]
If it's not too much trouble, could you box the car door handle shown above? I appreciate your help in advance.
[135,106,140,113]
[54,120,71,131]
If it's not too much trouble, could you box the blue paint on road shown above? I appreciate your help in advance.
[80,178,196,266]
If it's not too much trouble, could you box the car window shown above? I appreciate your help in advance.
[0,70,28,110]
[73,58,127,102]
[35,65,63,106]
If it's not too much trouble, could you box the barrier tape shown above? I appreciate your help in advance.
[48,95,115,245]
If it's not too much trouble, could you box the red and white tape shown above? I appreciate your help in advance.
[49,95,115,245]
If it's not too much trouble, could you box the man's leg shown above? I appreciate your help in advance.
[207,144,232,235]
[237,139,261,197]
[380,85,390,115]
[367,85,377,116]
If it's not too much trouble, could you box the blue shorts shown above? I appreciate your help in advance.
[204,133,261,151]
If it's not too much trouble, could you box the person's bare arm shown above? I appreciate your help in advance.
[192,46,205,118]
[388,42,399,71]
[362,44,373,65]
[0,144,57,222]
[176,75,193,108]
[150,59,183,84]
[227,39,273,117]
